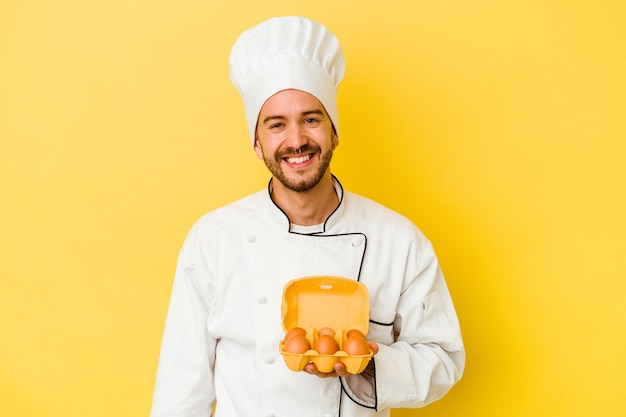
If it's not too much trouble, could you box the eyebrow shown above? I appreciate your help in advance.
[262,109,325,125]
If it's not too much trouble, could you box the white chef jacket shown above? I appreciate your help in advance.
[150,177,465,417]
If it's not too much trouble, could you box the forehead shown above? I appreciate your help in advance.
[259,89,326,117]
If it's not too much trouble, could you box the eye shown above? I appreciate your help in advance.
[269,122,284,129]
[304,118,320,125]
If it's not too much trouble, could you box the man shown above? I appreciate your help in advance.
[150,16,465,417]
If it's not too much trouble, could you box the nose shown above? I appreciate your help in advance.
[283,124,308,151]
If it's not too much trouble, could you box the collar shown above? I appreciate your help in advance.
[266,175,345,233]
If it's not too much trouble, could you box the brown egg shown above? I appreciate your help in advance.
[346,329,366,340]
[283,334,311,354]
[314,334,339,355]
[343,336,370,356]
[284,327,307,341]
[317,327,336,337]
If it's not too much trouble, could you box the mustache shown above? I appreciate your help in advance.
[278,144,318,158]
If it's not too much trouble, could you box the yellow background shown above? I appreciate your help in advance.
[2,1,625,416]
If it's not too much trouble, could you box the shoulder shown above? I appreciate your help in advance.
[184,190,267,244]
[341,191,439,274]
[341,190,431,244]
[343,191,416,228]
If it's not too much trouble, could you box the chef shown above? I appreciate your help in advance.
[150,16,465,417]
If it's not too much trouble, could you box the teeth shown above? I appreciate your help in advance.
[286,154,311,164]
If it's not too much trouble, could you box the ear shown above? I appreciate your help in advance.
[331,131,339,150]
[253,137,264,159]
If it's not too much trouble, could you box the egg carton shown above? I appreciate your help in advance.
[279,276,373,374]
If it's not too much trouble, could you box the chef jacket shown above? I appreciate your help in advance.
[150,177,465,417]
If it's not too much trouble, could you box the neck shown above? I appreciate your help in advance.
[270,173,339,226]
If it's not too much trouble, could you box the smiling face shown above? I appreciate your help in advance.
[254,89,339,193]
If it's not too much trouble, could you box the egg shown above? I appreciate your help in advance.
[282,334,311,354]
[284,326,307,341]
[313,334,339,355]
[346,329,366,340]
[343,335,370,356]
[317,327,336,337]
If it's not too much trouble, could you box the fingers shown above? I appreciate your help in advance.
[303,361,353,378]
[304,362,338,378]
[333,361,351,378]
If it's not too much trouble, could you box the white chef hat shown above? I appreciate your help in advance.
[229,16,346,146]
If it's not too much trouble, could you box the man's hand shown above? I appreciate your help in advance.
[304,341,379,378]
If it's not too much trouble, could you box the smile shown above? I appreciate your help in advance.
[285,154,312,164]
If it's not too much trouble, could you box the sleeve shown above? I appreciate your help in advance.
[341,239,465,411]
[150,241,218,417]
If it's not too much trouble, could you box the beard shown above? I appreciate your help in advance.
[262,144,334,193]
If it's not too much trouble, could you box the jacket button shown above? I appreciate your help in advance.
[247,235,256,243]
[257,296,268,304]
[264,356,275,364]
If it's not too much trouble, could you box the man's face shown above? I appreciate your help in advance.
[254,89,338,193]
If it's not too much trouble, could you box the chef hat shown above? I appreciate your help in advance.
[229,16,346,146]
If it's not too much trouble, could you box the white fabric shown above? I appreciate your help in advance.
[229,16,345,145]
[150,177,465,417]
[289,222,325,234]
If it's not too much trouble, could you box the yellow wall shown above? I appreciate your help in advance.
[1,1,625,416]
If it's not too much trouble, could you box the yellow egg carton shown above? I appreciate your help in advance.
[279,276,373,374]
